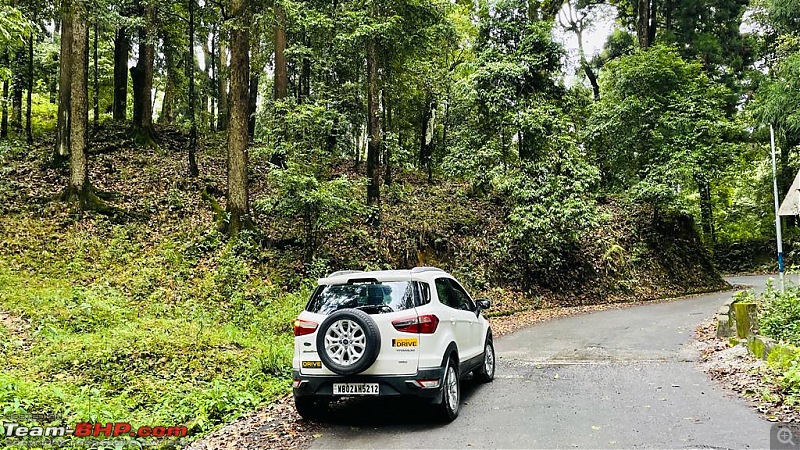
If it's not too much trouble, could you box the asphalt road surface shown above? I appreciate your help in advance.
[310,275,777,449]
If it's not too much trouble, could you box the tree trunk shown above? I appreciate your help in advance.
[68,0,90,201]
[247,35,259,139]
[217,36,229,131]
[271,2,288,167]
[11,50,23,129]
[54,4,73,166]
[209,27,217,131]
[648,0,657,46]
[202,36,212,131]
[25,34,33,144]
[226,0,250,235]
[419,94,435,182]
[93,16,99,127]
[49,53,58,104]
[112,27,129,121]
[366,37,381,207]
[574,28,599,100]
[1,74,8,139]
[274,2,288,100]
[247,72,258,139]
[159,40,176,125]
[383,93,392,186]
[637,0,651,48]
[131,3,156,145]
[188,0,198,177]
[696,173,715,248]
[300,33,311,102]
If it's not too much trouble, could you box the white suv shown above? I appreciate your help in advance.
[291,267,495,422]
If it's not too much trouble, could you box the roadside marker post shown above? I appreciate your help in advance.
[770,124,785,292]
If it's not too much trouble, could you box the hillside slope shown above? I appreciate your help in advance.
[0,126,726,442]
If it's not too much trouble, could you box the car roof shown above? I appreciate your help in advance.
[317,267,450,285]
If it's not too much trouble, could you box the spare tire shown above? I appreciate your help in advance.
[316,309,381,375]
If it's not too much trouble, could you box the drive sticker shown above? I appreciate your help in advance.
[392,338,418,347]
[302,361,322,368]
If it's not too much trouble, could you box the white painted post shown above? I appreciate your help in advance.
[770,124,785,292]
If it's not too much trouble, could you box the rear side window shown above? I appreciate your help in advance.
[306,281,417,315]
[415,281,431,307]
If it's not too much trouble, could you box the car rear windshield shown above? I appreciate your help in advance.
[306,281,418,315]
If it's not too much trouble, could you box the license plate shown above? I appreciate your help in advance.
[332,383,380,395]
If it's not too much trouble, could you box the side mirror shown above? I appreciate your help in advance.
[475,298,491,316]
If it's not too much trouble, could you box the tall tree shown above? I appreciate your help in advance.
[66,0,90,204]
[159,31,178,125]
[226,0,250,234]
[25,29,33,144]
[216,30,229,131]
[247,37,259,139]
[188,0,198,176]
[11,49,23,129]
[587,45,735,232]
[274,1,287,100]
[54,0,73,166]
[112,25,129,121]
[131,1,156,145]
[366,34,381,207]
[92,5,99,128]
[559,1,600,99]
[1,65,8,138]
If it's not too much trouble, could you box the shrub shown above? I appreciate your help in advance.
[758,282,800,345]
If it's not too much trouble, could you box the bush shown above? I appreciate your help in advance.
[491,145,600,287]
[757,282,800,345]
[255,162,368,262]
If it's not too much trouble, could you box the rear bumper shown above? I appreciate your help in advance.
[292,366,445,399]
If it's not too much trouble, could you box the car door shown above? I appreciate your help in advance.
[446,279,482,360]
[434,278,477,360]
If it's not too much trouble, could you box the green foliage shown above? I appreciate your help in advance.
[472,4,565,162]
[751,37,800,133]
[588,45,738,214]
[765,346,800,406]
[757,282,800,345]
[0,5,32,48]
[255,162,369,261]
[492,143,600,284]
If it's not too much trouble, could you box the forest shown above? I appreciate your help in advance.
[0,0,799,444]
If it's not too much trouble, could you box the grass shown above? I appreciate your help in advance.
[0,212,310,445]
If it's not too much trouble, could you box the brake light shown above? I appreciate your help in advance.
[293,319,318,336]
[392,314,439,334]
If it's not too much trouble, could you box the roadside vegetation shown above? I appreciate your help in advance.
[0,0,798,446]
[731,282,800,408]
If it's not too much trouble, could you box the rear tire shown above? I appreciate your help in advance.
[475,337,495,383]
[294,396,328,421]
[437,358,460,422]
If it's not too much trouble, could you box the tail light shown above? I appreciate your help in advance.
[293,319,318,336]
[392,314,439,334]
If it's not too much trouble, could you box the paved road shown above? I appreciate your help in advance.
[311,275,776,449]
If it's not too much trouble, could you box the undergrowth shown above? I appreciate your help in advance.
[0,213,308,445]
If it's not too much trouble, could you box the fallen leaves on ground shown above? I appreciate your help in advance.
[185,396,318,450]
[695,320,800,423]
